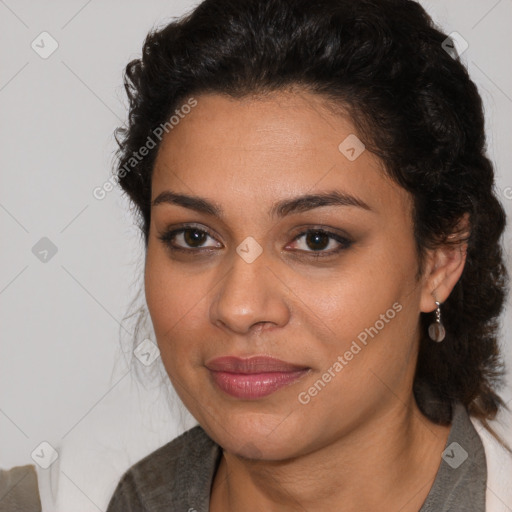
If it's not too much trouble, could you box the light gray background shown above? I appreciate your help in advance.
[1,1,511,510]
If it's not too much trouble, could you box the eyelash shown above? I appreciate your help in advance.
[157,224,353,258]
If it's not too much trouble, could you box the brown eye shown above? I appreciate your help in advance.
[157,226,222,252]
[288,229,352,256]
[304,231,330,251]
[183,228,208,247]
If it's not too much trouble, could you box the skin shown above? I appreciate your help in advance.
[144,90,468,511]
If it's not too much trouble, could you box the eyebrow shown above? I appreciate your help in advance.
[151,189,372,218]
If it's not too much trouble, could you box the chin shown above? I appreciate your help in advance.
[207,412,308,461]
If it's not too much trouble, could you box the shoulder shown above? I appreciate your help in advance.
[470,407,512,512]
[420,401,487,512]
[0,465,41,511]
[106,425,221,512]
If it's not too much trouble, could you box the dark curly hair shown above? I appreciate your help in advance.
[113,0,509,444]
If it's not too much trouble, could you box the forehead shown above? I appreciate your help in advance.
[152,91,412,220]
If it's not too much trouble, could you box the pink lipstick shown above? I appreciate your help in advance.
[206,356,310,399]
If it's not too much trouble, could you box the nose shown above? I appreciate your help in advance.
[209,247,291,335]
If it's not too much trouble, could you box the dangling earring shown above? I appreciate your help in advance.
[428,301,446,342]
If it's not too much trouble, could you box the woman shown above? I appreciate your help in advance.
[106,0,510,510]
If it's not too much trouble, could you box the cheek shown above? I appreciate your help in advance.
[144,249,207,360]
[304,246,415,335]
[300,239,421,378]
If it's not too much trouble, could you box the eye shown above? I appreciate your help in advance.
[157,225,353,258]
[287,228,352,257]
[157,225,222,252]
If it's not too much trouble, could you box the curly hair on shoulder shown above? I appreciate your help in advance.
[113,0,510,444]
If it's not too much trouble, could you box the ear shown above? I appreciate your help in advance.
[419,213,470,313]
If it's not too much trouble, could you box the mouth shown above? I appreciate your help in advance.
[205,355,311,400]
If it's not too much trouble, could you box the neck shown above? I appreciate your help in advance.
[210,396,451,512]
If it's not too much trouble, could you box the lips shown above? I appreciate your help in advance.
[206,355,308,373]
[206,356,310,399]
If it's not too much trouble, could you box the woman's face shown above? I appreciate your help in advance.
[145,90,431,459]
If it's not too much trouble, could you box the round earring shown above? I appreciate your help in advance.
[428,301,446,342]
